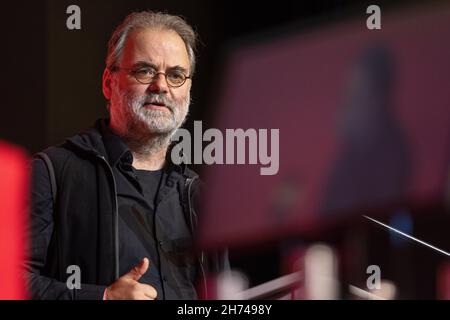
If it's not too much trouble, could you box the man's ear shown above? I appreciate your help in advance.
[102,68,113,100]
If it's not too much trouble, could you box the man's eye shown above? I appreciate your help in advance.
[134,69,154,76]
[168,71,184,81]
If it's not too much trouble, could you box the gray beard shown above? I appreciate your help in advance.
[112,90,190,155]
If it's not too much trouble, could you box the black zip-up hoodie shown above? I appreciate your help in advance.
[26,119,228,299]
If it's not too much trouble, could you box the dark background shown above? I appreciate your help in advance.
[0,0,415,154]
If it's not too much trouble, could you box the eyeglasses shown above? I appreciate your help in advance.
[111,66,191,88]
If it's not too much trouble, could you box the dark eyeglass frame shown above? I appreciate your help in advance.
[110,66,191,88]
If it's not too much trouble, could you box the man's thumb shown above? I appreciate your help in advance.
[125,258,149,281]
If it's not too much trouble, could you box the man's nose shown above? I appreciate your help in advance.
[147,73,169,94]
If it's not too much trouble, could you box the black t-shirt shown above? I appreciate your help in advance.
[114,162,197,301]
[101,124,198,300]
[135,168,163,209]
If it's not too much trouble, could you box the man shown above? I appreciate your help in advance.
[26,10,228,300]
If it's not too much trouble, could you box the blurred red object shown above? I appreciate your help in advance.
[437,262,450,300]
[0,141,29,299]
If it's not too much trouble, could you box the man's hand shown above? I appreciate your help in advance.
[105,258,158,300]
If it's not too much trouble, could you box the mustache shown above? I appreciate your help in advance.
[140,93,174,112]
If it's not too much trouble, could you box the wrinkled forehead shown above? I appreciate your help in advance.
[119,27,190,72]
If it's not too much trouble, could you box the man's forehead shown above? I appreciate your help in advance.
[121,27,190,69]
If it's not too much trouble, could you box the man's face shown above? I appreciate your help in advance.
[105,28,191,136]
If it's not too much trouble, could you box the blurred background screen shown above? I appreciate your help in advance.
[200,3,450,250]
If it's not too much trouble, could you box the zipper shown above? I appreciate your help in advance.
[186,176,208,299]
[97,154,120,280]
[97,150,205,295]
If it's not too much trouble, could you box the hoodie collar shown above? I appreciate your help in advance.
[65,118,193,177]
[99,119,132,167]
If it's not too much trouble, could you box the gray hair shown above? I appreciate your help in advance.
[106,11,197,76]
